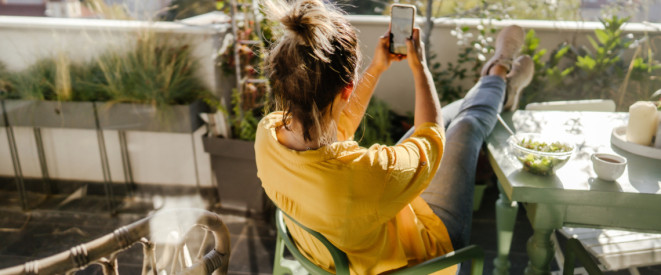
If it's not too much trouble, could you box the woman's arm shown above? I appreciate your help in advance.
[407,28,443,127]
[341,33,403,135]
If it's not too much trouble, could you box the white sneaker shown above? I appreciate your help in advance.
[480,25,525,77]
[503,55,534,111]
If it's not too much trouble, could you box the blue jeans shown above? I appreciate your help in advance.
[400,76,506,250]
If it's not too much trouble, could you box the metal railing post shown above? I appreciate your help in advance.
[1,99,28,211]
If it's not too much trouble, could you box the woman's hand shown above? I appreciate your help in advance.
[405,28,427,72]
[369,31,405,74]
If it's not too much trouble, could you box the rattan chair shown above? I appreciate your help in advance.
[0,208,230,275]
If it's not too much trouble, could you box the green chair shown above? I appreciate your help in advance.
[562,237,604,275]
[272,208,484,275]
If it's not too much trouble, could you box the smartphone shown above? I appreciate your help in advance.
[389,4,415,55]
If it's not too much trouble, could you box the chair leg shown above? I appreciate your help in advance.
[273,234,291,275]
[273,233,308,275]
[564,239,603,275]
[471,257,484,275]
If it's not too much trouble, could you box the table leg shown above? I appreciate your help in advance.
[494,181,518,275]
[525,228,554,275]
[524,203,563,275]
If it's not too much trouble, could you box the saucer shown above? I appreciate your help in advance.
[611,126,661,160]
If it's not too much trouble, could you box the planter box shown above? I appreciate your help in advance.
[97,100,209,133]
[4,99,95,128]
[202,136,266,214]
[1,99,209,188]
[3,99,209,133]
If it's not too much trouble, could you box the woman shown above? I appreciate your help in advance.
[254,0,533,274]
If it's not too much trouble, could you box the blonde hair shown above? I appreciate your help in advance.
[263,0,359,142]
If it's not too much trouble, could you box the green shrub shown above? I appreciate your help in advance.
[356,98,413,146]
[91,34,210,107]
[2,33,212,108]
[8,58,57,100]
[520,16,661,110]
[0,61,13,97]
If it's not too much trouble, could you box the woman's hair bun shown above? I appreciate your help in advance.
[262,0,359,142]
[263,0,339,62]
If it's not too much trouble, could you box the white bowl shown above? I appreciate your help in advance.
[591,153,627,181]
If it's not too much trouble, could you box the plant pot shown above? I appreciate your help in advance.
[3,99,96,128]
[97,100,210,133]
[1,98,210,188]
[202,136,266,214]
[2,99,209,133]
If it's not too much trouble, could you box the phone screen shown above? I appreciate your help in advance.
[390,5,415,55]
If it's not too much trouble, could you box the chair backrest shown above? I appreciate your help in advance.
[525,99,616,112]
[275,209,350,275]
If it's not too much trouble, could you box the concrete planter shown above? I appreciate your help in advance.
[202,136,266,214]
[3,99,96,128]
[3,99,209,132]
[1,99,210,212]
[96,100,209,133]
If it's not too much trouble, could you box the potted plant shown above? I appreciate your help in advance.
[201,2,273,215]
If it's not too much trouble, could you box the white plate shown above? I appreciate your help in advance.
[611,126,661,160]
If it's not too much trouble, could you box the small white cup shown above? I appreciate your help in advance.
[591,153,627,181]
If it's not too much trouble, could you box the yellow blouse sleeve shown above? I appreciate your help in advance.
[377,122,445,216]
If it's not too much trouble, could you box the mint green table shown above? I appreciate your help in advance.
[486,111,661,275]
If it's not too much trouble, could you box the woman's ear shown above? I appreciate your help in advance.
[341,82,354,100]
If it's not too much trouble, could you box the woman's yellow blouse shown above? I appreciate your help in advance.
[255,111,455,275]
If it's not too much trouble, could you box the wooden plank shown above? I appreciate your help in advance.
[560,228,632,239]
[561,227,661,271]
[589,238,661,255]
[599,249,661,270]
[581,233,661,247]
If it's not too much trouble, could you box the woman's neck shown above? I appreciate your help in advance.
[276,117,337,151]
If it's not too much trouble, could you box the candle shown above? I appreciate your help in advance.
[627,101,658,146]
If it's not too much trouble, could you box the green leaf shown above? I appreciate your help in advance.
[587,36,599,51]
[554,45,570,60]
[594,29,609,44]
[524,29,540,53]
[576,55,596,70]
[561,67,574,77]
